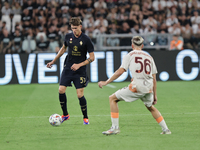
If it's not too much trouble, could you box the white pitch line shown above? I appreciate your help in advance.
[0,112,200,119]
[106,84,116,88]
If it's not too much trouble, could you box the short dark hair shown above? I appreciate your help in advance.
[69,17,82,26]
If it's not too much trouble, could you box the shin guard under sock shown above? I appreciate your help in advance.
[79,96,88,119]
[59,93,68,116]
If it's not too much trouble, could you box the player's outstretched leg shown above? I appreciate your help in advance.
[102,94,120,135]
[146,105,171,134]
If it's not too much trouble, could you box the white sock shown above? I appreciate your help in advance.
[111,117,119,129]
[159,119,168,131]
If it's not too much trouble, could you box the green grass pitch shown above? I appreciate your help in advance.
[0,81,200,150]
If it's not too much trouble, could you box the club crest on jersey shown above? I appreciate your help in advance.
[80,41,83,45]
[70,38,72,43]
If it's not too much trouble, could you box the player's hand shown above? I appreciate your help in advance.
[98,81,107,88]
[153,95,157,105]
[46,61,54,68]
[71,63,81,71]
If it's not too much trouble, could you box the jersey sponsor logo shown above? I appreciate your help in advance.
[72,46,81,56]
[73,46,78,51]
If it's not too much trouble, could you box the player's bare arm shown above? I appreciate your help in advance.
[71,52,95,71]
[152,74,157,105]
[98,67,126,88]
[46,44,67,68]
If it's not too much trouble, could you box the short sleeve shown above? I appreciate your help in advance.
[120,54,130,71]
[64,34,68,47]
[86,38,94,53]
[151,58,158,74]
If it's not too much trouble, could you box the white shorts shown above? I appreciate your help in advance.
[115,87,153,107]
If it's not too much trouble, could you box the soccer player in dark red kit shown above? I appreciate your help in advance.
[47,17,95,125]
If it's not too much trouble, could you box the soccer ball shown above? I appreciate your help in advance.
[49,114,62,126]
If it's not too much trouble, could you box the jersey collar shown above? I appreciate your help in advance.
[73,32,83,39]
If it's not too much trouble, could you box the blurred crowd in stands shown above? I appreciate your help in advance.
[0,0,200,53]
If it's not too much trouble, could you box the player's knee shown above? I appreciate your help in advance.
[109,94,114,101]
[109,97,113,103]
[77,93,83,98]
[59,87,65,94]
[59,89,65,94]
[109,94,119,103]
